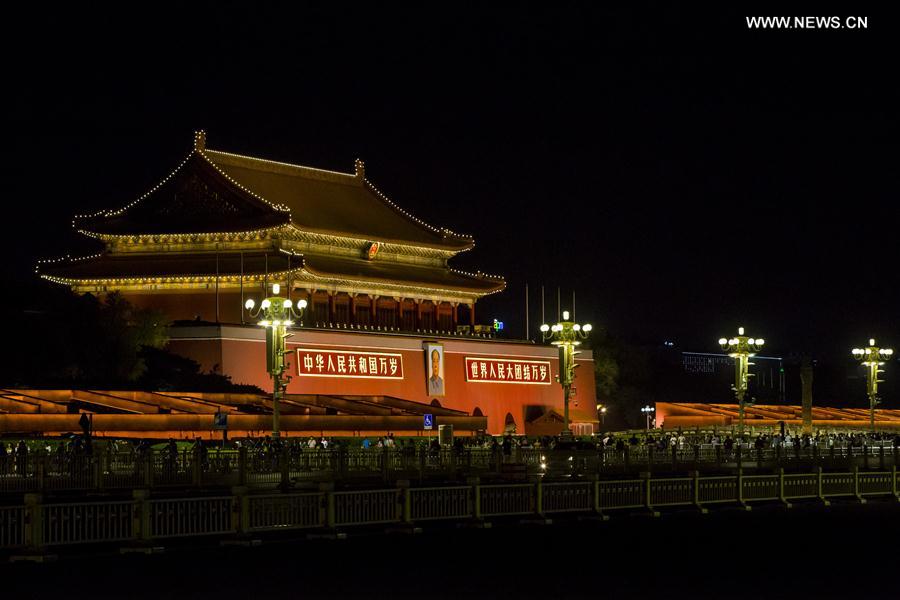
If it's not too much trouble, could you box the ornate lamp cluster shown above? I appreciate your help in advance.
[245,284,307,439]
[851,338,894,432]
[640,404,655,431]
[540,311,592,436]
[717,327,766,438]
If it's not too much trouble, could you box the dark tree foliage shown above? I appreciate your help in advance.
[137,346,264,394]
[1,285,260,393]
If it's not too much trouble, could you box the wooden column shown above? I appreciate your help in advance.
[350,293,357,324]
[371,295,378,325]
[452,302,459,331]
[415,299,421,330]
[328,292,335,325]
[470,302,475,326]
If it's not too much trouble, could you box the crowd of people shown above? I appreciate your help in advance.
[594,430,900,453]
[2,429,899,476]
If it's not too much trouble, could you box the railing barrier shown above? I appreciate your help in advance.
[3,466,900,551]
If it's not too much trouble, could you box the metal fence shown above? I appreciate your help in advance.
[409,486,472,521]
[248,493,323,532]
[1,466,897,552]
[0,506,24,549]
[42,500,133,546]
[149,497,234,538]
[1,444,898,495]
[334,489,400,526]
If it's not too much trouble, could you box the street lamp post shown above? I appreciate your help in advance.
[596,403,607,428]
[641,405,655,431]
[540,310,591,437]
[851,339,893,432]
[718,327,765,439]
[245,284,307,439]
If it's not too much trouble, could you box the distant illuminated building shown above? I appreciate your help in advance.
[680,352,785,403]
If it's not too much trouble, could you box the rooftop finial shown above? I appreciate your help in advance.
[354,158,366,179]
[194,130,207,151]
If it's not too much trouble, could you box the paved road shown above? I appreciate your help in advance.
[3,500,899,599]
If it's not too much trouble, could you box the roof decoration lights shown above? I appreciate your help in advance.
[72,131,291,238]
[361,176,473,242]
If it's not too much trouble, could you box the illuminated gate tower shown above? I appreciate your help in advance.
[38,131,598,435]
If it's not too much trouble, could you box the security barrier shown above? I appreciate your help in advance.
[42,501,133,546]
[333,489,400,526]
[822,473,855,497]
[1,445,898,494]
[782,474,818,500]
[650,478,694,506]
[0,506,24,549]
[2,466,898,552]
[542,482,593,513]
[698,477,737,504]
[858,472,893,496]
[742,475,780,501]
[248,493,323,531]
[149,497,234,538]
[409,486,471,521]
[480,484,533,516]
[597,479,644,510]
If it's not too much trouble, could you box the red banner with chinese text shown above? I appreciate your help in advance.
[465,357,552,384]
[296,348,404,379]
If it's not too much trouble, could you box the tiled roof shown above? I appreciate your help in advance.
[76,153,291,235]
[205,149,473,251]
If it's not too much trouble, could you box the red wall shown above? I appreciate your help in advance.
[168,325,597,435]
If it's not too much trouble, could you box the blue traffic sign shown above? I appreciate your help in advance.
[424,414,434,430]
[213,412,228,430]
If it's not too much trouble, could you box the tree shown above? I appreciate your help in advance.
[137,346,264,393]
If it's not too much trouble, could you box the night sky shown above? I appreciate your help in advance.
[4,4,897,364]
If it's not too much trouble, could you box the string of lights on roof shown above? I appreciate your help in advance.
[40,266,501,301]
[195,152,290,214]
[286,228,460,258]
[206,141,474,250]
[82,223,293,242]
[70,131,471,258]
[39,267,307,287]
[84,224,455,260]
[204,147,357,179]
[299,267,502,299]
[200,142,472,244]
[34,253,105,273]
[447,266,506,282]
[361,176,474,242]
[71,131,292,237]
[49,131,502,298]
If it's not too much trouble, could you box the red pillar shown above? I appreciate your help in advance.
[328,292,335,325]
[470,302,475,326]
